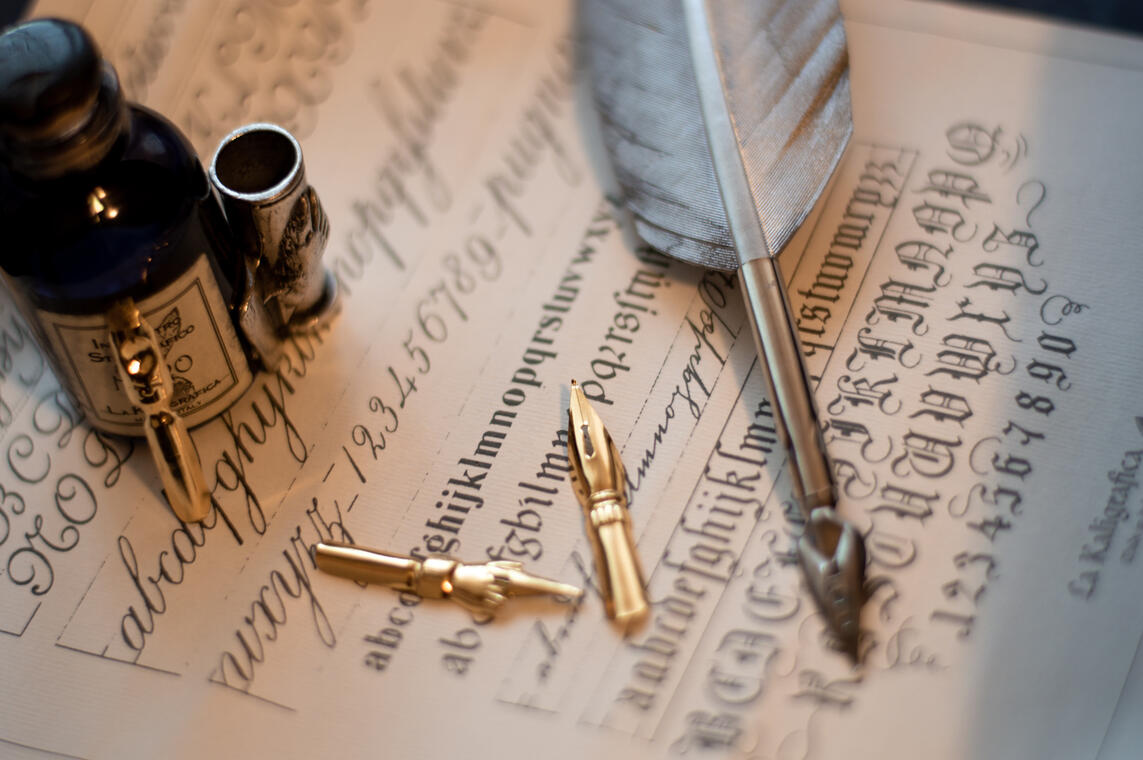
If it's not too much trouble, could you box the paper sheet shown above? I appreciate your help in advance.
[2,0,1142,757]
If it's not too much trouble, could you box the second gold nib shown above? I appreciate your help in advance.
[314,542,582,615]
[567,380,649,628]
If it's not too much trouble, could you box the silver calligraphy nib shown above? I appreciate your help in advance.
[799,509,866,659]
[314,542,582,615]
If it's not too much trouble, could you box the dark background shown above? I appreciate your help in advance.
[1,1,1143,35]
[960,0,1143,32]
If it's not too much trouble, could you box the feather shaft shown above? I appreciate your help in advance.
[681,0,774,265]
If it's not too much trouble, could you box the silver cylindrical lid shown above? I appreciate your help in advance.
[209,122,336,333]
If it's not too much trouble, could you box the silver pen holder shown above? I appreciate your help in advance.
[210,122,339,366]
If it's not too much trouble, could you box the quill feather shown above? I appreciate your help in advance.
[583,0,866,658]
[583,0,851,270]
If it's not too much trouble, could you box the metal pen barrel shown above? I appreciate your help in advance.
[738,257,836,513]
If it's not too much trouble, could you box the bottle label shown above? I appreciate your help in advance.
[37,255,253,435]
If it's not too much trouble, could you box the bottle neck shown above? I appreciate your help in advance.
[2,63,128,181]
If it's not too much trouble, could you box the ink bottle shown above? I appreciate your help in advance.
[0,18,253,436]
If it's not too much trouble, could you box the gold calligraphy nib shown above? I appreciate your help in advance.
[107,299,211,523]
[567,380,649,629]
[314,542,582,615]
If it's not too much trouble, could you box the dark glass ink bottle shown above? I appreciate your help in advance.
[0,18,252,436]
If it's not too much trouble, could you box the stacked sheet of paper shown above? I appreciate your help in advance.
[1,0,1140,757]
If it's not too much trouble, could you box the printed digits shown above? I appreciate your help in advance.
[369,396,399,433]
[352,424,385,459]
[443,252,476,294]
[387,368,417,408]
[466,235,501,281]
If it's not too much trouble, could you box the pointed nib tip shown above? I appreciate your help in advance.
[569,381,591,432]
[798,509,868,663]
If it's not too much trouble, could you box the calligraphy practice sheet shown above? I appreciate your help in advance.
[2,0,1142,757]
